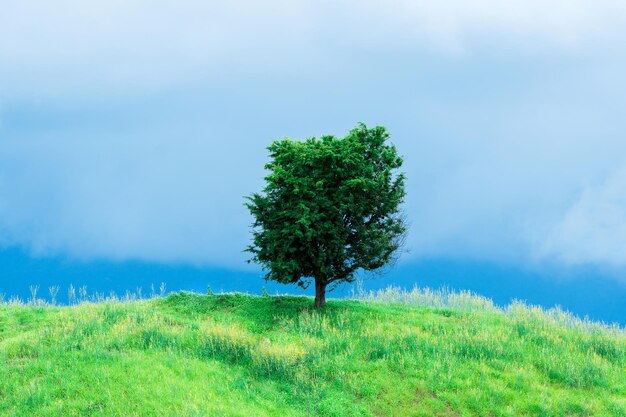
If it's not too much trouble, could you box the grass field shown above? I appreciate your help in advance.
[0,287,624,416]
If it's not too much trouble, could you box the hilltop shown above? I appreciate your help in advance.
[0,289,624,416]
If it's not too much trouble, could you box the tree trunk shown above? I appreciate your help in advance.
[314,280,327,308]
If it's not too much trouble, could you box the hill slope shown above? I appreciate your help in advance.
[0,290,624,416]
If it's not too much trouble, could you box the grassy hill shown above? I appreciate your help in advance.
[0,288,624,416]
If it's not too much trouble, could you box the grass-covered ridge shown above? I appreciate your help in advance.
[0,288,624,416]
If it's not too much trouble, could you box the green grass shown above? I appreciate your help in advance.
[0,288,624,416]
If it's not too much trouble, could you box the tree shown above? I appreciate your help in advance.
[245,123,406,307]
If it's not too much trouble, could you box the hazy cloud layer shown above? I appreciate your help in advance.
[1,1,626,271]
[539,168,626,266]
[2,0,626,98]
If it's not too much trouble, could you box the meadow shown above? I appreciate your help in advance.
[0,286,624,416]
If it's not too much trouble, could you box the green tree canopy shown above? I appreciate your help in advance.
[246,124,406,307]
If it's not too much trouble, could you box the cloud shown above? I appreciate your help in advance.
[1,1,626,99]
[0,126,262,267]
[537,168,626,266]
[396,55,626,266]
[1,1,626,272]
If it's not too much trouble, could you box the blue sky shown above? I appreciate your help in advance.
[2,1,626,316]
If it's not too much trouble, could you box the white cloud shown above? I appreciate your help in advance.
[394,58,626,266]
[538,168,626,266]
[0,126,262,267]
[1,1,626,99]
[1,1,626,270]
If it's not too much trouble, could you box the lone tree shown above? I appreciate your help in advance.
[245,124,406,307]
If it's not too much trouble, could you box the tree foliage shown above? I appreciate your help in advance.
[245,124,406,307]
